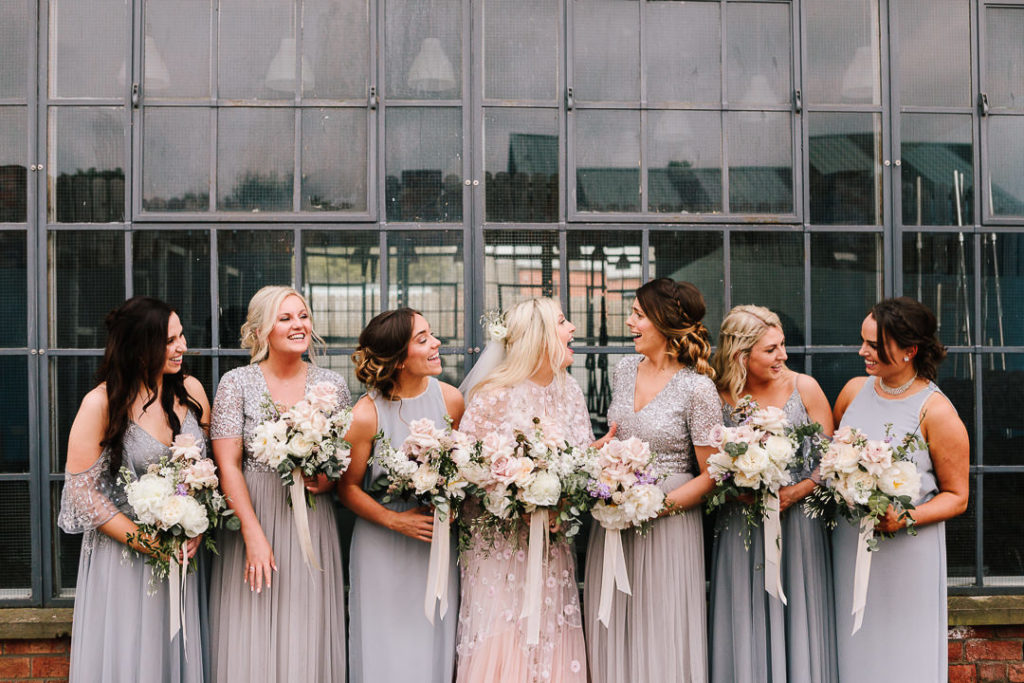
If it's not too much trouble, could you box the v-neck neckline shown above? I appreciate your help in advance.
[257,361,311,410]
[631,358,683,414]
[130,410,193,449]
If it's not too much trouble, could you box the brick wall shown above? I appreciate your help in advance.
[949,626,1024,683]
[0,638,69,682]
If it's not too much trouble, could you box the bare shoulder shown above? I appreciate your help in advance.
[184,375,210,405]
[348,395,379,437]
[79,384,110,416]
[833,376,867,422]
[922,389,962,426]
[439,381,465,413]
[795,372,829,404]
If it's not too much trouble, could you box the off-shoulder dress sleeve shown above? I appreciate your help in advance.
[58,453,121,534]
[686,374,723,447]
[210,369,244,440]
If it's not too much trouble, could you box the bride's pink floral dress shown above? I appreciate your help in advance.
[456,376,595,683]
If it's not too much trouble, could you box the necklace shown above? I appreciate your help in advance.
[878,372,917,395]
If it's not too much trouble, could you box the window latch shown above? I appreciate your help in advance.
[979,92,989,117]
[793,89,802,114]
[131,82,140,109]
[566,87,574,111]
[368,86,378,111]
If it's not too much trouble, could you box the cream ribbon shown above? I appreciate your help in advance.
[597,527,632,627]
[762,494,787,605]
[520,509,549,646]
[168,539,189,658]
[424,509,450,624]
[289,467,322,571]
[851,517,874,634]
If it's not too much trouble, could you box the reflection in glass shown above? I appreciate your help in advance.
[984,472,1024,584]
[646,1,720,105]
[50,232,125,348]
[810,233,881,345]
[808,113,881,224]
[985,8,1024,109]
[49,0,128,99]
[385,108,462,222]
[142,108,210,211]
[484,0,558,101]
[0,482,31,594]
[303,0,369,100]
[897,0,971,107]
[303,231,380,346]
[576,110,639,212]
[218,231,294,347]
[133,231,212,347]
[726,2,791,107]
[945,474,976,586]
[981,356,1024,469]
[219,0,299,100]
[0,108,27,222]
[727,112,792,214]
[0,357,28,473]
[903,232,974,349]
[805,0,880,105]
[218,108,294,212]
[0,2,28,98]
[901,114,973,226]
[568,353,628,436]
[731,232,804,345]
[810,353,868,406]
[50,107,126,223]
[0,233,26,346]
[567,232,642,347]
[385,0,461,99]
[144,0,211,98]
[302,108,367,212]
[50,355,102,473]
[648,111,722,214]
[53,481,81,596]
[983,234,1024,348]
[484,108,558,222]
[649,231,724,335]
[935,355,975,446]
[484,230,560,312]
[988,117,1024,217]
[388,231,464,346]
[573,0,639,102]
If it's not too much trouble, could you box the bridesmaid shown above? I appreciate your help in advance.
[58,296,209,681]
[208,286,350,682]
[708,305,838,682]
[583,278,721,683]
[339,308,464,683]
[832,297,968,682]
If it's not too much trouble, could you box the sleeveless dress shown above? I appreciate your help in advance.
[455,376,595,683]
[832,377,946,682]
[583,356,721,683]
[207,363,350,683]
[58,411,206,682]
[708,378,838,683]
[347,378,459,683]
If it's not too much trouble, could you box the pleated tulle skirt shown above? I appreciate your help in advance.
[208,470,346,683]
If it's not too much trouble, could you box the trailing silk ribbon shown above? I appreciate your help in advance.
[289,467,322,571]
[168,539,189,659]
[763,494,787,605]
[597,527,632,627]
[424,508,450,624]
[520,509,549,646]
[851,517,874,634]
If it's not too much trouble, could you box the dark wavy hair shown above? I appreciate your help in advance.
[635,278,715,379]
[352,308,420,400]
[870,296,947,381]
[97,296,203,475]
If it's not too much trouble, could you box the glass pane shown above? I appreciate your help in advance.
[49,0,129,99]
[218,108,295,212]
[731,232,804,345]
[53,480,81,596]
[0,107,27,223]
[484,108,559,222]
[320,352,375,403]
[219,0,299,100]
[811,232,881,345]
[646,1,720,105]
[217,230,294,348]
[0,232,28,346]
[988,117,1024,217]
[0,357,28,473]
[133,230,212,347]
[50,356,102,473]
[727,112,792,214]
[385,0,462,99]
[985,472,1024,585]
[302,231,381,346]
[0,481,31,595]
[144,0,211,98]
[726,2,791,106]
[568,352,629,435]
[901,114,973,227]
[385,108,463,222]
[902,232,974,348]
[50,107,126,223]
[649,230,725,336]
[567,232,643,347]
[983,233,1024,348]
[573,0,640,102]
[484,0,558,101]
[805,0,880,106]
[982,355,1024,467]
[648,111,722,214]
[387,231,465,346]
[946,474,976,586]
[301,108,367,212]
[936,354,975,455]
[50,231,125,348]
[483,230,560,312]
[142,108,211,212]
[576,110,639,213]
[0,1,28,98]
[808,113,882,225]
[809,353,865,406]
[897,0,971,107]
[985,8,1024,109]
[303,0,369,100]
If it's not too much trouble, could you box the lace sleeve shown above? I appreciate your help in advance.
[57,454,121,534]
[459,386,512,440]
[210,370,244,440]
[565,376,596,448]
[687,375,723,447]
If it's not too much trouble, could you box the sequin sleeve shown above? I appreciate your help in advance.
[210,369,244,440]
[686,374,723,447]
[57,453,121,534]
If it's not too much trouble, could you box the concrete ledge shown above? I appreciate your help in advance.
[949,595,1024,626]
[0,609,73,640]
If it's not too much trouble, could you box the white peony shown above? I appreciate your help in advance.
[706,450,735,481]
[460,461,494,487]
[179,496,210,537]
[484,487,513,518]
[734,444,771,480]
[591,501,629,530]
[156,495,187,531]
[411,464,441,495]
[522,470,561,508]
[622,484,664,523]
[840,470,877,506]
[126,473,174,526]
[877,460,921,501]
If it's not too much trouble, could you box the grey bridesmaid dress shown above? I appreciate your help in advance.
[58,412,206,682]
[708,378,838,683]
[347,378,458,683]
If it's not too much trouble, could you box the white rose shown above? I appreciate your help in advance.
[484,487,513,519]
[286,400,317,425]
[460,461,494,487]
[125,473,174,526]
[706,450,734,482]
[763,434,795,466]
[179,496,209,537]
[750,406,789,434]
[298,410,330,443]
[306,381,339,412]
[877,461,921,501]
[287,432,315,460]
[156,495,187,531]
[831,443,862,475]
[734,444,771,480]
[842,470,877,506]
[170,433,203,462]
[411,465,441,495]
[522,470,561,508]
[488,322,507,342]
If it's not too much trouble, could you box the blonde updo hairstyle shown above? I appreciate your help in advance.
[635,278,715,379]
[352,308,419,400]
[711,305,784,403]
[240,285,324,363]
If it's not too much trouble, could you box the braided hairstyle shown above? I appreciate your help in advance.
[352,308,420,399]
[870,297,947,381]
[711,305,784,403]
[635,278,715,379]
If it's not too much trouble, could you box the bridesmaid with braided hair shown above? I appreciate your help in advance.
[583,278,722,683]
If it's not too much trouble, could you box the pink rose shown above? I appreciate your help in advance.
[861,439,893,476]
[184,458,219,490]
[307,381,339,412]
[170,433,203,462]
[402,418,442,462]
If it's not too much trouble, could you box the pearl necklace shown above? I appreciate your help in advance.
[878,372,917,395]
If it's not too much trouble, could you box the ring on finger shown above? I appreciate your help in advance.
[248,566,256,573]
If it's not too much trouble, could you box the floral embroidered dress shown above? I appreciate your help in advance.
[455,375,595,683]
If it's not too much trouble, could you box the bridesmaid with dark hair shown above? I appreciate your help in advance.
[832,297,969,683]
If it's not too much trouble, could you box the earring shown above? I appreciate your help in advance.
[903,356,910,362]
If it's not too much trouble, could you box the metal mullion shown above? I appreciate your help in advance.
[803,224,888,234]
[293,225,302,291]
[881,0,896,298]
[976,466,985,586]
[640,228,650,283]
[803,231,812,345]
[378,230,389,313]
[0,473,33,482]
[123,230,132,297]
[722,225,732,312]
[558,229,568,306]
[466,0,483,361]
[293,110,302,214]
[719,0,730,215]
[789,0,803,226]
